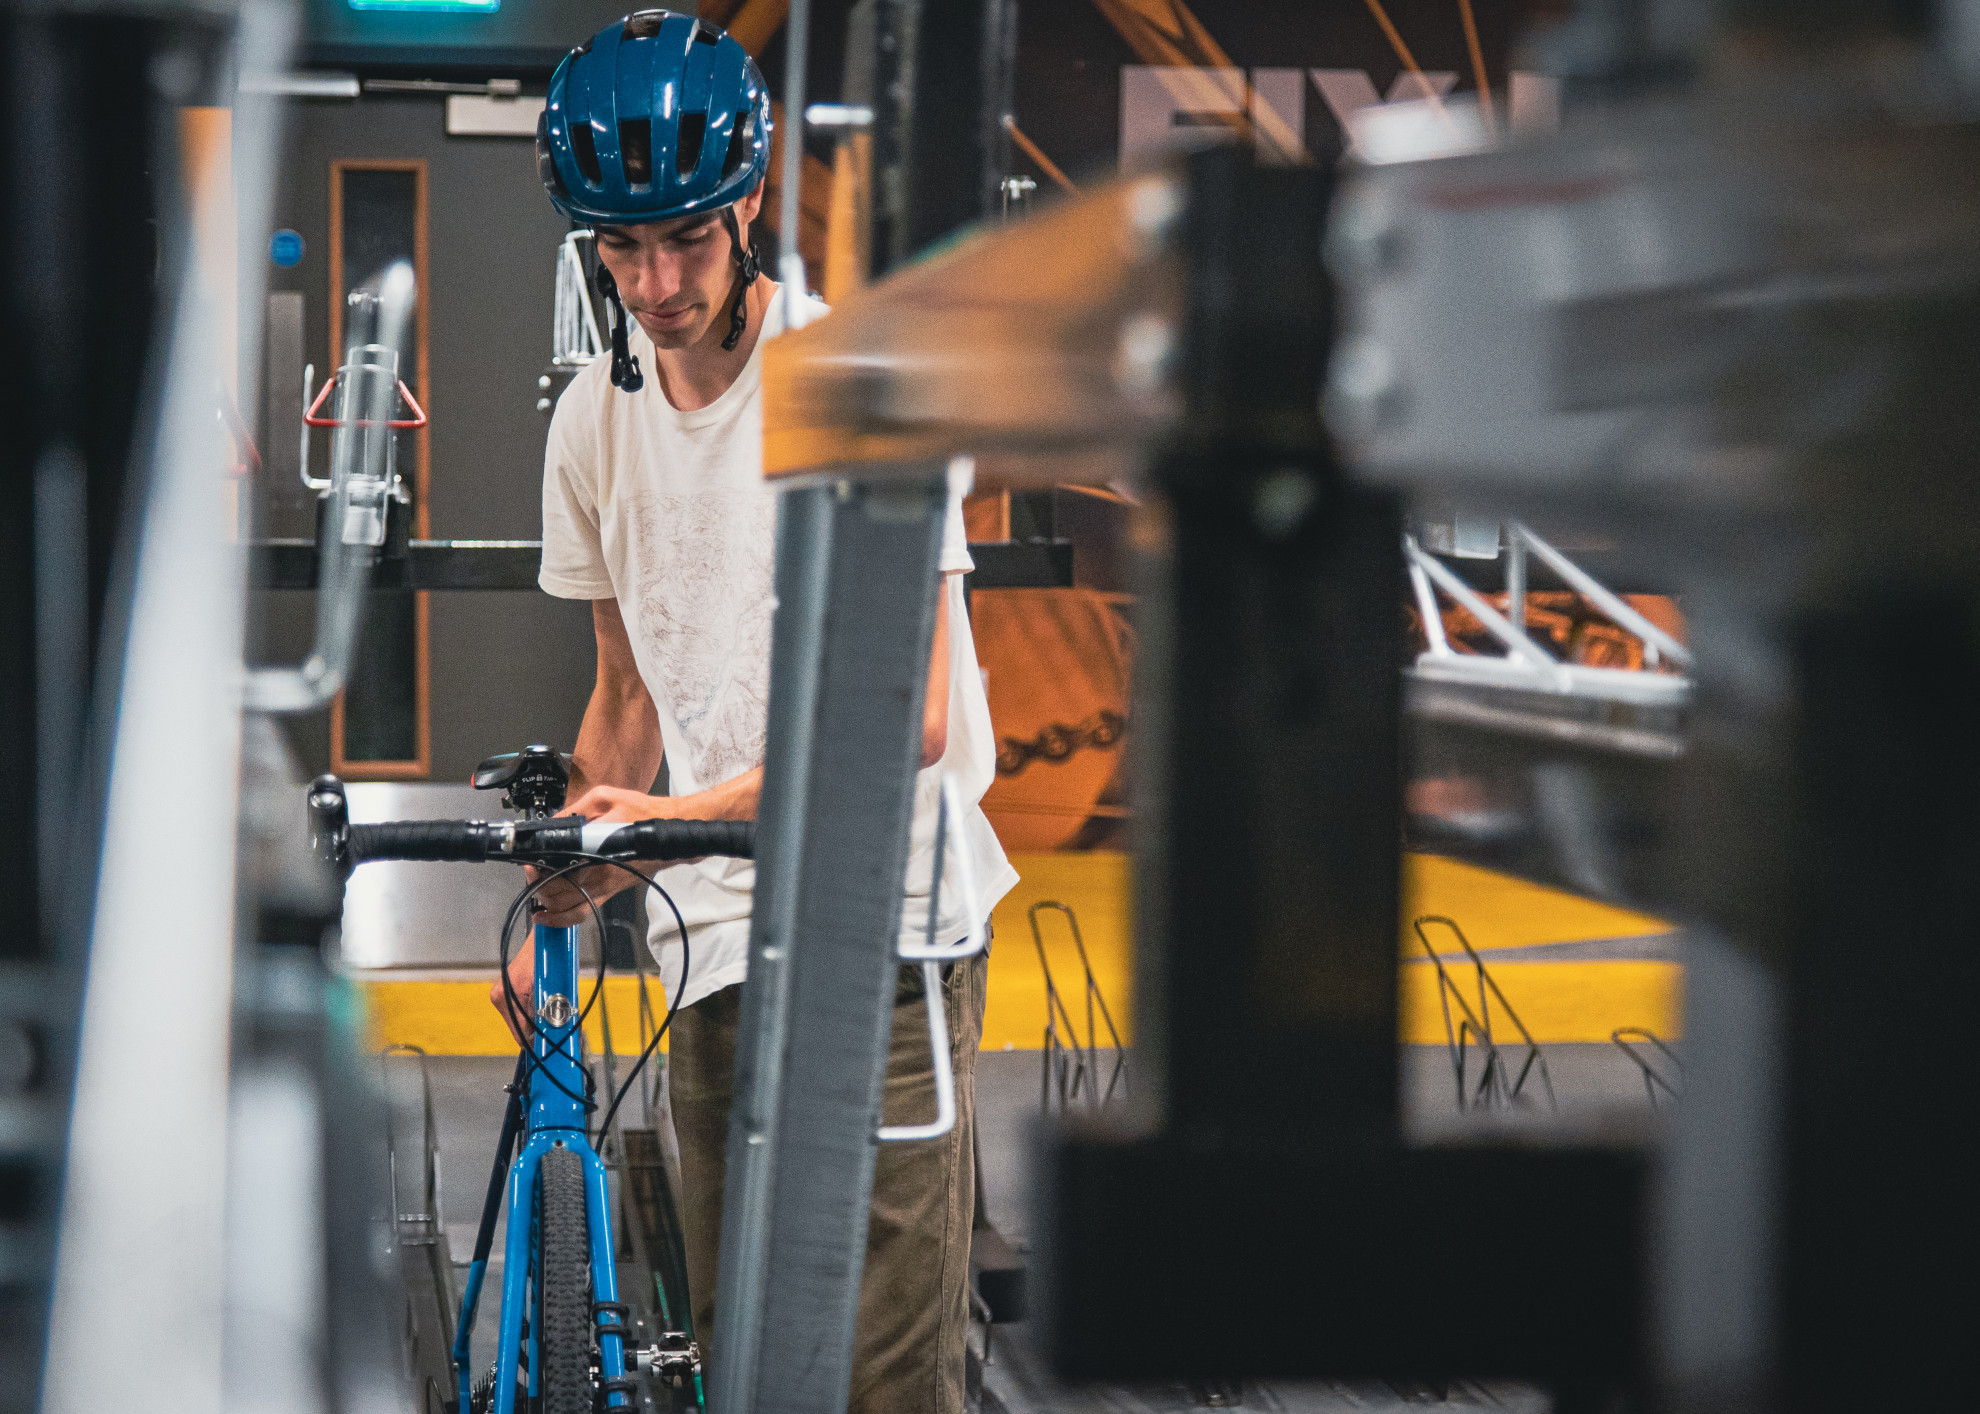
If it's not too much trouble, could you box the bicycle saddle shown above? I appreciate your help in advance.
[472,745,572,817]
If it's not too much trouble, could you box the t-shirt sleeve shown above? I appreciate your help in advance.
[538,389,615,600]
[939,455,975,576]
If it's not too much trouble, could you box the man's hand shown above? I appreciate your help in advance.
[491,936,536,1046]
[528,785,685,927]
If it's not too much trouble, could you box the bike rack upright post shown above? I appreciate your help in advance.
[709,475,949,1414]
[722,148,1173,1414]
[707,6,1023,1409]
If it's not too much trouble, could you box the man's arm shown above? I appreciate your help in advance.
[570,598,664,797]
[492,598,661,1041]
[558,572,956,835]
[501,575,958,1037]
[922,573,952,767]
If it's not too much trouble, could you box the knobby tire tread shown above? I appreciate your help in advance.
[536,1146,594,1414]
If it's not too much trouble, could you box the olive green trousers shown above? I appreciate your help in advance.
[668,952,987,1414]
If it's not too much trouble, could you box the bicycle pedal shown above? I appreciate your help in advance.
[633,1332,702,1391]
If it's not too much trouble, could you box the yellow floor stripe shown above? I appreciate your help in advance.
[359,852,1681,1054]
[985,852,1135,1051]
[361,975,673,1058]
[1400,854,1671,952]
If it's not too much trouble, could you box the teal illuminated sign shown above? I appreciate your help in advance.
[348,0,500,11]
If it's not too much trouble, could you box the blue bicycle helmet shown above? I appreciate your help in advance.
[538,9,771,227]
[538,10,773,383]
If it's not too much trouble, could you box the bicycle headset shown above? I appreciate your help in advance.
[536,9,773,391]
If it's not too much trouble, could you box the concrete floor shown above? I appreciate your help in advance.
[393,1038,1666,1412]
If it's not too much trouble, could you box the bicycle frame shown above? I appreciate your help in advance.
[417,763,978,1413]
[451,920,633,1414]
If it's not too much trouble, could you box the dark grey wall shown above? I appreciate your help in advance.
[248,92,598,782]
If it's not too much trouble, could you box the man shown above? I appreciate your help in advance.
[495,12,1017,1414]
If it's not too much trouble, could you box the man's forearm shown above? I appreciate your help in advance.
[549,767,759,907]
[570,675,663,798]
[665,766,762,821]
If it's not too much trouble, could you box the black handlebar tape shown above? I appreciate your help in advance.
[346,819,496,864]
[605,818,755,861]
[341,816,754,865]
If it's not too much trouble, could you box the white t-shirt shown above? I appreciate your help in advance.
[539,292,1018,1009]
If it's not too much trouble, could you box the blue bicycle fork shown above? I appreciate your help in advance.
[451,922,633,1414]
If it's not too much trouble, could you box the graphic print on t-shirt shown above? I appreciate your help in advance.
[624,484,778,792]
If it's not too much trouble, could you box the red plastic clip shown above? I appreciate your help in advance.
[303,370,428,429]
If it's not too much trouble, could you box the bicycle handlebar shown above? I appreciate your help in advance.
[344,815,755,867]
[307,772,753,882]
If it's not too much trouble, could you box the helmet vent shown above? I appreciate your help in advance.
[692,22,720,45]
[571,121,603,185]
[621,119,653,186]
[676,112,707,179]
[624,11,665,40]
[721,112,751,178]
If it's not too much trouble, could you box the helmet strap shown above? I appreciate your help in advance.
[720,205,761,353]
[594,261,644,393]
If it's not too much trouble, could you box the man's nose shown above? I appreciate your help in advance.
[632,248,683,300]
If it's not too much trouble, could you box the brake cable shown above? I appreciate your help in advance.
[491,852,692,1135]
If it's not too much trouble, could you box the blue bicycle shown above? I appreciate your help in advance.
[310,746,751,1414]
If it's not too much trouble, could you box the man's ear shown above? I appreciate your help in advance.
[736,178,767,227]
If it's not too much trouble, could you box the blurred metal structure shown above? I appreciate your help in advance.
[9,2,440,1411]
[222,928,413,1414]
[1328,5,1980,1410]
[0,0,214,1401]
[757,6,1980,1413]
[245,263,417,712]
[709,5,1024,1412]
[20,3,296,1411]
[1406,522,1691,759]
[759,102,1641,1414]
[1032,147,1642,1405]
[762,168,1183,483]
[708,474,949,1414]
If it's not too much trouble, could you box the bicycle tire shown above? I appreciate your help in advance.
[535,1145,595,1414]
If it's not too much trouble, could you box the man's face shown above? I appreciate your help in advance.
[592,182,762,351]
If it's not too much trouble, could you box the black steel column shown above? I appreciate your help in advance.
[1149,149,1401,1143]
[868,0,1017,275]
